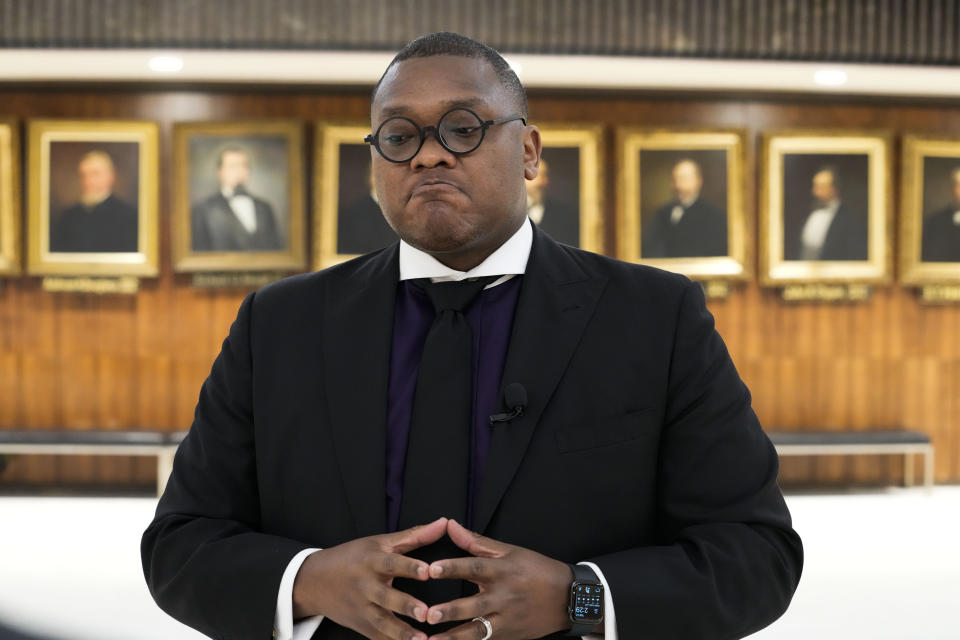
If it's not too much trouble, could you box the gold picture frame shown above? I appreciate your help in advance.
[0,119,20,275]
[616,128,748,279]
[313,122,395,270]
[528,123,604,252]
[901,135,960,284]
[760,131,892,285]
[173,120,305,272]
[27,119,159,277]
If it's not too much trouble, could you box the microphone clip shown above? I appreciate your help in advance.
[489,383,527,425]
[489,405,524,424]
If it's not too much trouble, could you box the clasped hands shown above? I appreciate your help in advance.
[292,517,574,640]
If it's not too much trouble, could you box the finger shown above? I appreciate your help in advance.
[361,603,428,640]
[429,555,496,582]
[372,551,430,581]
[425,593,496,626]
[445,519,504,558]
[366,581,429,624]
[427,613,501,640]
[387,517,449,555]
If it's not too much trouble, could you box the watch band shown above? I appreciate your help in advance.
[567,563,603,636]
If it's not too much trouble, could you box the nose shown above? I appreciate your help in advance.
[411,126,456,169]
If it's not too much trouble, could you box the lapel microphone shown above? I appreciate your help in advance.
[489,383,527,424]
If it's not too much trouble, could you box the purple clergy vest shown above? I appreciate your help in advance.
[385,276,523,532]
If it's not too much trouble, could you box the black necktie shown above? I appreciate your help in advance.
[395,275,497,620]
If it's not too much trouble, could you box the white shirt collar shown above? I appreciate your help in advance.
[813,199,840,216]
[222,187,249,199]
[399,217,532,284]
[678,194,699,208]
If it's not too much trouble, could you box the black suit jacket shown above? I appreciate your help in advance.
[532,198,579,248]
[786,203,868,261]
[50,194,138,253]
[142,227,802,640]
[191,192,283,252]
[642,198,727,258]
[336,195,398,255]
[921,206,960,262]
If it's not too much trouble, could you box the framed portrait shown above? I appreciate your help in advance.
[616,129,748,279]
[172,120,305,272]
[528,124,604,252]
[26,120,158,277]
[0,119,20,275]
[314,122,397,269]
[900,136,960,284]
[760,131,891,285]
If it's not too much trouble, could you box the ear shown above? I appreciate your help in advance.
[522,125,542,181]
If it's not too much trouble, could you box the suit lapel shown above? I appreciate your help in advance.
[323,244,399,537]
[214,194,255,250]
[474,229,608,534]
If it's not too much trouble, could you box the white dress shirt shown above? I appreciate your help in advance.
[669,194,699,225]
[275,218,617,639]
[800,199,840,260]
[222,187,258,234]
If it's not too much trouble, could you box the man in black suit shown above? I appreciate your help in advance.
[642,159,727,258]
[338,166,402,255]
[143,33,801,640]
[921,167,960,262]
[191,147,284,252]
[50,150,138,253]
[526,158,579,247]
[786,166,868,261]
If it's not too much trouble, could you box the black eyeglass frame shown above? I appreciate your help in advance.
[364,107,527,163]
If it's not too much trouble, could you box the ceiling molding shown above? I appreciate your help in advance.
[2,49,960,98]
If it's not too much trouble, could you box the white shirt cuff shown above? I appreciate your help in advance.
[579,561,617,640]
[274,548,324,640]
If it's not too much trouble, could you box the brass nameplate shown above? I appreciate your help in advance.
[42,276,139,294]
[192,272,286,289]
[781,284,871,302]
[701,281,731,299]
[920,285,960,303]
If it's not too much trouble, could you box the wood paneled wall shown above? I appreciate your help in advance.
[0,86,958,486]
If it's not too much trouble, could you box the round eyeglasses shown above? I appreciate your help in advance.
[364,107,527,163]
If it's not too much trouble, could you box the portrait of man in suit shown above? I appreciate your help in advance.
[525,153,580,247]
[783,163,869,262]
[921,165,960,262]
[144,32,802,640]
[190,147,284,252]
[641,158,727,258]
[49,149,138,253]
[336,146,400,256]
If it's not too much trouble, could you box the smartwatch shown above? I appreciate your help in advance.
[567,563,604,635]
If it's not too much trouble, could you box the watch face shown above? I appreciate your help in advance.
[571,583,604,622]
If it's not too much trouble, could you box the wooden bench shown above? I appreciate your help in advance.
[767,429,934,488]
[0,430,187,496]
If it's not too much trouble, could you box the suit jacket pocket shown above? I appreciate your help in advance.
[554,408,658,453]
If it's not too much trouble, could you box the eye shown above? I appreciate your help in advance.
[383,133,415,146]
[449,125,482,138]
